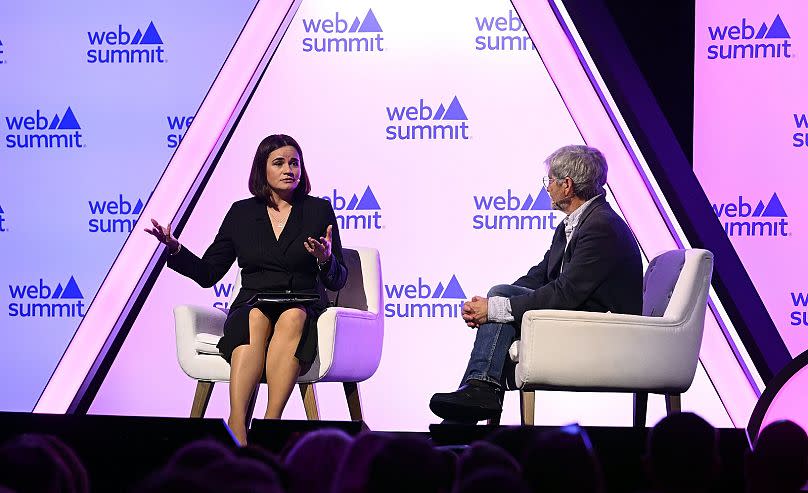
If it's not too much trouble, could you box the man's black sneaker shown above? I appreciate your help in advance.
[429,383,503,422]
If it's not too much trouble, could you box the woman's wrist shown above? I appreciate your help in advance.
[168,242,181,256]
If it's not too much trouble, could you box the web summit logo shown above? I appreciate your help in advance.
[321,186,382,230]
[712,193,789,237]
[384,275,466,318]
[794,113,808,148]
[791,291,808,326]
[88,195,144,233]
[211,282,235,312]
[302,9,383,53]
[707,14,792,60]
[474,10,535,51]
[4,107,83,149]
[386,96,469,141]
[473,187,560,230]
[0,39,5,64]
[87,21,166,64]
[166,114,193,148]
[8,276,86,318]
[0,204,6,233]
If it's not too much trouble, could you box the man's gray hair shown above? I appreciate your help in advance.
[545,145,608,200]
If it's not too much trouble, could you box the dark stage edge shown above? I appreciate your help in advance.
[1,413,748,493]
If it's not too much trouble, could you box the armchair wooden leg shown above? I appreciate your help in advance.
[665,394,682,415]
[191,381,214,418]
[520,390,535,426]
[343,382,363,421]
[633,392,648,428]
[299,383,320,420]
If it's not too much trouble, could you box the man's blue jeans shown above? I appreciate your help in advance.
[461,284,532,389]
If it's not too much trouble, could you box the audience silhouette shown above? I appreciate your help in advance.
[523,424,605,493]
[645,412,719,493]
[2,413,807,493]
[746,420,808,493]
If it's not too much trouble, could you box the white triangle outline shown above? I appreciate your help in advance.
[39,0,760,427]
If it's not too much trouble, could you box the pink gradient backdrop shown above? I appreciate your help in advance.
[694,0,808,428]
[695,1,808,356]
[760,363,808,432]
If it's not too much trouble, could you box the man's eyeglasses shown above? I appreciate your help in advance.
[542,176,559,188]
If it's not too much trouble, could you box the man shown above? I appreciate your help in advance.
[430,144,643,422]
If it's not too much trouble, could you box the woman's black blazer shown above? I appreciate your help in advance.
[167,195,348,362]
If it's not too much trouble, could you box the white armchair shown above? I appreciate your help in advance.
[173,247,383,421]
[508,249,713,427]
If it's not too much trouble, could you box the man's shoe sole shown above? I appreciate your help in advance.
[429,398,501,422]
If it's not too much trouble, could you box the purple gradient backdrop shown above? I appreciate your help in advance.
[0,0,258,412]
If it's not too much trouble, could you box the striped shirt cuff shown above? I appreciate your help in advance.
[487,296,515,323]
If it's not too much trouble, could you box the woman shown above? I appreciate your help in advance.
[146,134,347,444]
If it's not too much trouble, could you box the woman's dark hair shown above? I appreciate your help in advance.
[248,134,311,207]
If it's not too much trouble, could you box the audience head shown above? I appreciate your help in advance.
[206,456,283,493]
[436,446,458,489]
[39,434,90,493]
[165,438,234,472]
[523,424,604,493]
[143,456,282,493]
[141,439,284,493]
[236,444,288,490]
[485,426,542,466]
[646,412,719,493]
[284,428,352,493]
[544,145,608,211]
[456,441,520,480]
[747,420,808,493]
[249,134,311,205]
[0,433,88,493]
[453,468,529,493]
[137,470,214,493]
[365,435,450,493]
[331,432,392,493]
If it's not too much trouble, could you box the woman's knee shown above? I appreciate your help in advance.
[274,308,306,339]
[248,308,271,341]
[284,306,308,324]
[487,284,514,297]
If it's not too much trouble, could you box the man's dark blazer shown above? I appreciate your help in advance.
[167,195,347,362]
[509,195,642,323]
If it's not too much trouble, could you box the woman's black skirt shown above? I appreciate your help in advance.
[216,300,325,366]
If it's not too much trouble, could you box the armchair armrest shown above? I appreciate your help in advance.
[333,306,378,321]
[304,307,384,383]
[516,309,703,392]
[173,305,227,366]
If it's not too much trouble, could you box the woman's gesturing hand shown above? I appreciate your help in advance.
[144,218,180,254]
[304,224,333,265]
